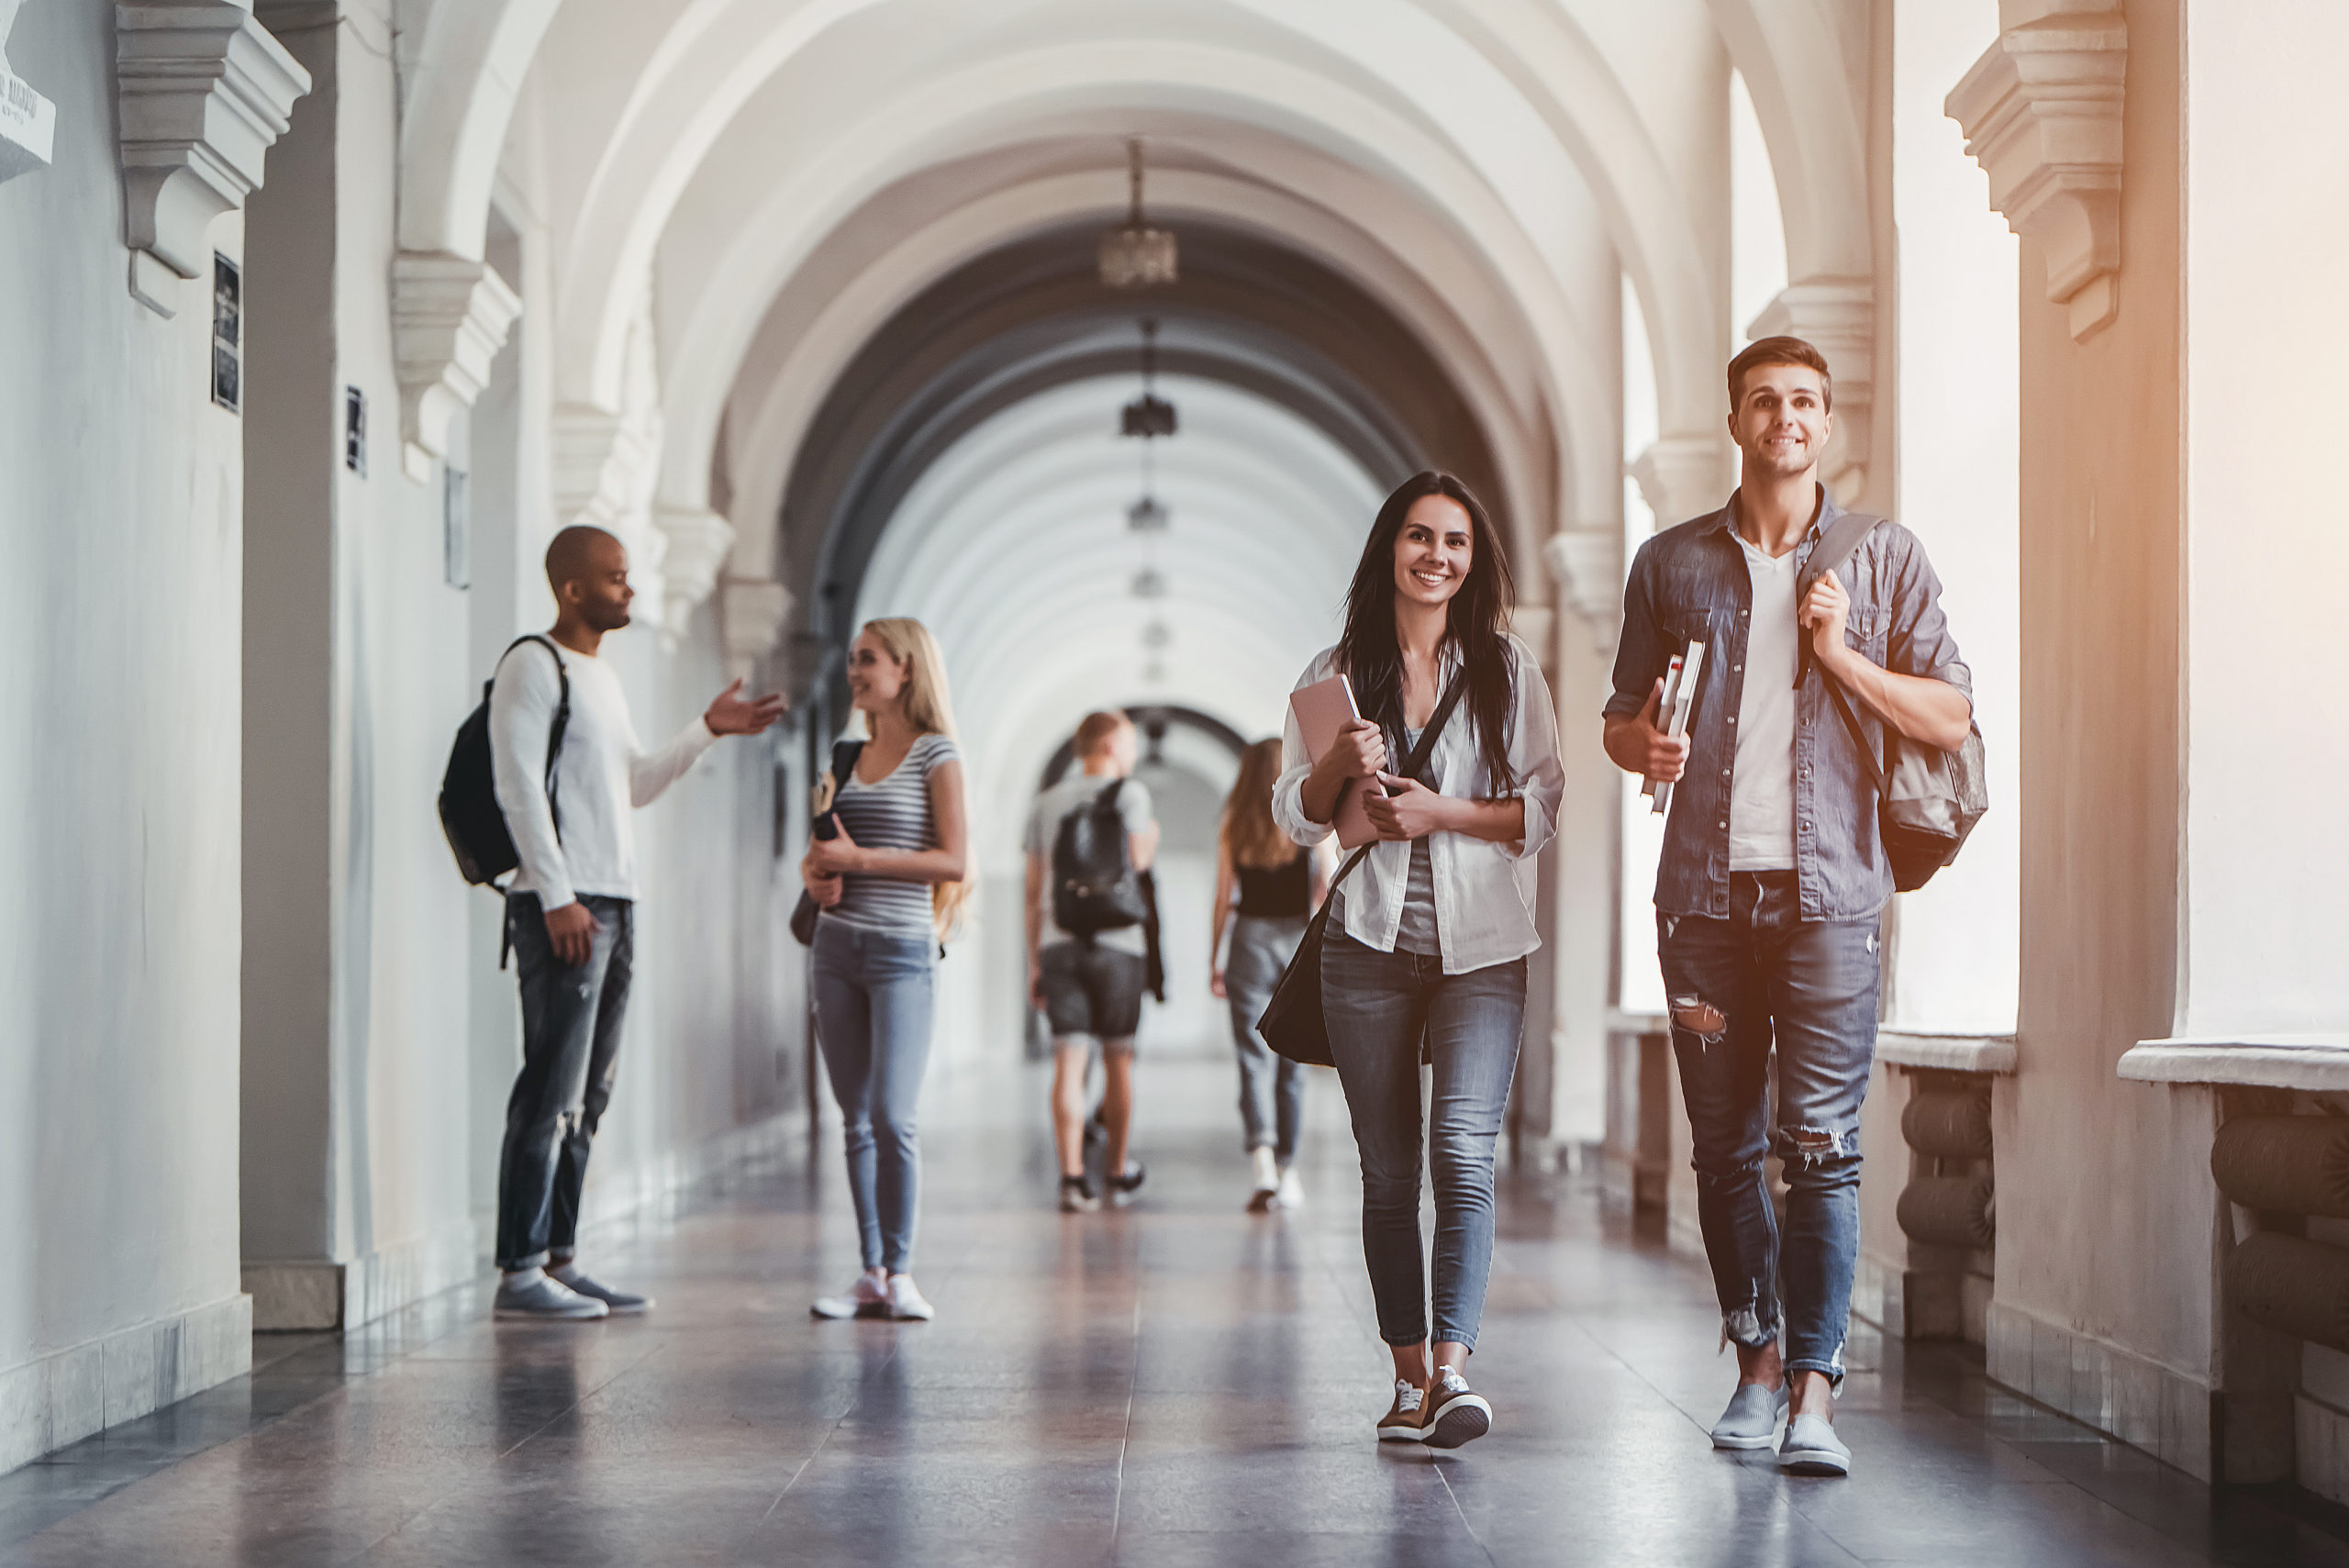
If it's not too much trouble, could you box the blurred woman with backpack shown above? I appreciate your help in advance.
[1209,739,1327,1212]
[800,617,968,1322]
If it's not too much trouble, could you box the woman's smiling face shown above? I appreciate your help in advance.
[1391,494,1474,611]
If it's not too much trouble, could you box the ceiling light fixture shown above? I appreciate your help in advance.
[1098,138,1178,290]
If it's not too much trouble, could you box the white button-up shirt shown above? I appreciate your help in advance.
[1272,635,1564,975]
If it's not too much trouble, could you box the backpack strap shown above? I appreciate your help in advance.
[824,739,867,808]
[507,635,571,840]
[1793,509,1884,691]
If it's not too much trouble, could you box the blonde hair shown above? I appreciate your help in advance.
[853,617,970,937]
[1219,738,1300,871]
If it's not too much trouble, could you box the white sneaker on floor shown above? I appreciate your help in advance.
[1246,1147,1279,1213]
[1779,1412,1852,1475]
[810,1271,890,1319]
[885,1274,935,1321]
[494,1269,608,1321]
[1274,1165,1305,1210]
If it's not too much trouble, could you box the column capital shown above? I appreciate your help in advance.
[393,252,520,483]
[655,505,737,631]
[1542,527,1621,651]
[0,0,56,187]
[1947,10,2126,342]
[1627,434,1729,531]
[117,2,312,314]
[719,578,793,682]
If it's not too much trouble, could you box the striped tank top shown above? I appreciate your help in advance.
[828,731,959,934]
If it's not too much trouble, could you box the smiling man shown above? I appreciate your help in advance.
[1600,338,1973,1476]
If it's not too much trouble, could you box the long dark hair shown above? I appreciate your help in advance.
[1334,472,1518,794]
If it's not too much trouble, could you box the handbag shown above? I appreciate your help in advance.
[1798,511,1990,893]
[1255,669,1469,1067]
[789,739,866,946]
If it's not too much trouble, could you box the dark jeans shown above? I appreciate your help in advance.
[1225,915,1307,1159]
[811,918,937,1273]
[496,893,633,1271]
[1321,932,1525,1351]
[1658,870,1880,1385]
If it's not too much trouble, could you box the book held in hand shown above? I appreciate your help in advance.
[1649,639,1705,817]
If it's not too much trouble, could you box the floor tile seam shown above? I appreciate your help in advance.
[748,1317,912,1541]
[507,1338,678,1453]
[1107,1290,1144,1551]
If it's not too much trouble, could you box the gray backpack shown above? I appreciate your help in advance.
[1798,511,1989,893]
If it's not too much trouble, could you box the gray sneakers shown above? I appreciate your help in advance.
[1779,1411,1852,1475]
[550,1262,651,1314]
[494,1269,608,1321]
[1709,1382,1789,1450]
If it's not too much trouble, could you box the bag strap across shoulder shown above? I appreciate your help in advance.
[497,634,572,841]
[1326,666,1473,897]
[1794,509,1884,693]
[825,738,867,806]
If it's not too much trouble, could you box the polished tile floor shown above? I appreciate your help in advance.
[8,1055,2349,1567]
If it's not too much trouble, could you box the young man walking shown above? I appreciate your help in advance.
[489,525,784,1319]
[1602,338,1973,1474]
[1026,710,1159,1212]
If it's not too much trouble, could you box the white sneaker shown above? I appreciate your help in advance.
[886,1274,935,1321]
[1274,1165,1305,1210]
[810,1270,889,1319]
[494,1269,608,1321]
[1246,1147,1279,1213]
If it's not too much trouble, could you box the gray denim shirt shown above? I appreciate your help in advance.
[1604,486,1972,923]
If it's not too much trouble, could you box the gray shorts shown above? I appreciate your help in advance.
[1041,941,1146,1046]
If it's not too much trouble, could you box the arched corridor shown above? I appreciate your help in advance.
[2,0,2348,1559]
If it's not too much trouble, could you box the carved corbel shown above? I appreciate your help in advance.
[719,578,793,682]
[1542,528,1623,651]
[1628,434,1730,530]
[0,0,57,185]
[117,2,311,315]
[1749,279,1874,501]
[394,252,520,483]
[1947,10,2126,342]
[655,505,737,631]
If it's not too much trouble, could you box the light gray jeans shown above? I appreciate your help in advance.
[810,917,936,1273]
[1225,914,1308,1160]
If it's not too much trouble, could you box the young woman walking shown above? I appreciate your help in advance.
[1271,472,1564,1449]
[801,617,968,1322]
[1209,739,1327,1212]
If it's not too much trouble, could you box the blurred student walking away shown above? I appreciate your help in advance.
[1027,711,1159,1213]
[1209,739,1326,1212]
[801,618,969,1323]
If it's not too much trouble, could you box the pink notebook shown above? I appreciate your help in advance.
[1288,674,1382,849]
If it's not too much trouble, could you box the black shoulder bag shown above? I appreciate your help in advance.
[1798,512,1989,893]
[1255,670,1468,1068]
[789,738,867,946]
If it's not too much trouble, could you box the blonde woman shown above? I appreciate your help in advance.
[1208,739,1326,1211]
[801,618,969,1321]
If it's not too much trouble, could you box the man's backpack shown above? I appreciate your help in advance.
[439,636,571,887]
[1052,779,1148,940]
[1799,512,1989,893]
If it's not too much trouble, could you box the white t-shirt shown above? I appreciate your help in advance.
[1729,532,1798,872]
[490,639,717,909]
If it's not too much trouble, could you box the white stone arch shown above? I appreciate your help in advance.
[708,162,1574,603]
[394,0,566,259]
[641,46,1606,574]
[1703,0,1873,283]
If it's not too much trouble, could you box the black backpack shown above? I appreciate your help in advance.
[439,636,571,887]
[1052,779,1147,940]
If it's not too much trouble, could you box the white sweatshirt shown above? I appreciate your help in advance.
[488,639,716,910]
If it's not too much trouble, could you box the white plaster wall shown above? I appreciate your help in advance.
[0,0,250,1458]
[2179,0,2349,1037]
[1884,0,2017,1036]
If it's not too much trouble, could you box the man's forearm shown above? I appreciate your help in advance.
[1602,716,1647,776]
[1822,648,1971,751]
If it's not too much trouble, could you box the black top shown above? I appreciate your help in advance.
[1235,852,1310,918]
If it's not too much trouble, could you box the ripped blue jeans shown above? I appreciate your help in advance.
[1658,871,1881,1385]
